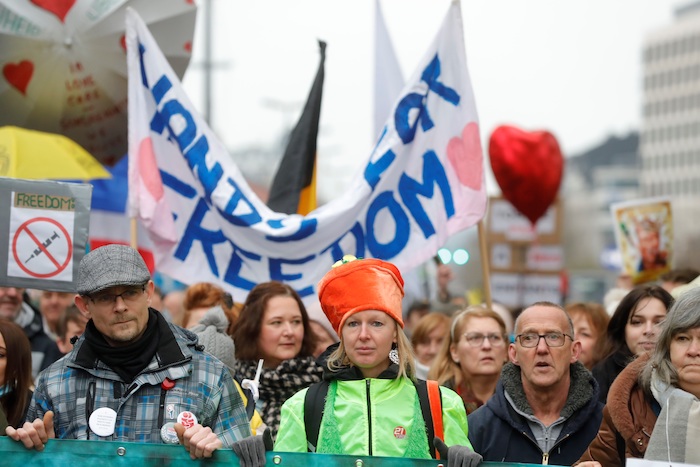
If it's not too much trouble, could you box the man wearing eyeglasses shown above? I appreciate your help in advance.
[467,301,604,465]
[5,244,252,459]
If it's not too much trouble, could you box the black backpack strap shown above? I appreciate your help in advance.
[304,380,329,453]
[414,379,437,459]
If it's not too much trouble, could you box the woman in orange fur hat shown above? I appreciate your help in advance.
[273,256,482,465]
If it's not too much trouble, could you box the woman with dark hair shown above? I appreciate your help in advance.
[592,284,673,403]
[232,281,322,437]
[577,286,700,466]
[0,318,33,430]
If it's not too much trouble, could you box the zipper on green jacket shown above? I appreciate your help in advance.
[366,379,372,456]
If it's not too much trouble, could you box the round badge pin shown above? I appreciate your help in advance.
[89,407,118,437]
[393,426,406,439]
[160,422,180,444]
[177,410,198,429]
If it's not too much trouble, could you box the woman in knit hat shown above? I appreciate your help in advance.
[274,256,481,465]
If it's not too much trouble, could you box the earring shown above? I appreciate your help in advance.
[389,344,399,365]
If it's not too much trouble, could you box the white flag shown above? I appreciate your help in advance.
[124,1,486,303]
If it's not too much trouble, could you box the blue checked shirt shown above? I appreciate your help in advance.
[27,319,251,446]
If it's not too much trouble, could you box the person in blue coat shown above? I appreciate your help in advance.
[467,301,604,465]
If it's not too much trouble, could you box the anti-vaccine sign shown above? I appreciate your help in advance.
[0,178,91,291]
[125,1,486,303]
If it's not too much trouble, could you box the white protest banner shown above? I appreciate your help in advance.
[126,0,486,302]
[0,178,91,291]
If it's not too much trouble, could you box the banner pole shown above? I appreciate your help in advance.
[478,218,492,309]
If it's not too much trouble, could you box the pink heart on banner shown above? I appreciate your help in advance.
[31,0,76,23]
[138,138,164,200]
[447,122,483,191]
[3,60,34,95]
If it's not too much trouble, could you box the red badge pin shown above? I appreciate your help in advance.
[393,426,406,439]
[161,378,175,390]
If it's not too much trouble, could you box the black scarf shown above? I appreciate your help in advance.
[83,309,160,383]
[232,355,323,436]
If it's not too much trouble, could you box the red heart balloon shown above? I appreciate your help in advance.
[488,125,564,225]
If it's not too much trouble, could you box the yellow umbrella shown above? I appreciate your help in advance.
[0,126,110,180]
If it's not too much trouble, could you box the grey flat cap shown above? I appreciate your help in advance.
[77,244,151,295]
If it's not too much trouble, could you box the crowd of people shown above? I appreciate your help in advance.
[2,243,700,466]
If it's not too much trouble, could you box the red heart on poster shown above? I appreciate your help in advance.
[31,0,76,23]
[488,125,564,224]
[3,60,34,96]
[447,122,483,191]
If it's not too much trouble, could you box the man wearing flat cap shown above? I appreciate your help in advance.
[6,244,252,459]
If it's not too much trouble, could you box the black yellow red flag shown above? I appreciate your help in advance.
[267,40,326,215]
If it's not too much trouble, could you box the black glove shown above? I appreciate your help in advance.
[232,428,273,467]
[434,437,483,467]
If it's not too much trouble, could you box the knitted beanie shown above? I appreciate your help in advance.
[190,306,236,370]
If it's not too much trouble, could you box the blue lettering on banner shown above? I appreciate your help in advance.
[184,137,224,198]
[218,177,262,227]
[175,198,227,275]
[265,218,317,242]
[366,191,410,259]
[160,170,197,199]
[322,223,366,262]
[269,256,316,297]
[395,54,460,144]
[138,43,148,87]
[223,244,260,291]
[364,149,396,190]
[398,150,454,238]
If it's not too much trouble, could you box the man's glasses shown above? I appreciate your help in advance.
[88,286,145,306]
[463,333,506,347]
[516,332,572,348]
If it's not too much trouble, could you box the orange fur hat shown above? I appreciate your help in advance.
[317,257,405,334]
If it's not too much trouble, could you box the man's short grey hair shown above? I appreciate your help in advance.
[514,301,574,336]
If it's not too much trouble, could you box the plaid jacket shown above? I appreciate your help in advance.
[27,311,251,446]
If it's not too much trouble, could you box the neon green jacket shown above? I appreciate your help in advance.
[274,375,471,458]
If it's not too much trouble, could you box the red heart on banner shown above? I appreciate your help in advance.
[447,122,483,191]
[31,0,76,23]
[3,60,34,96]
[488,125,564,225]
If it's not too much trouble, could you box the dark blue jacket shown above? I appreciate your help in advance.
[467,362,604,465]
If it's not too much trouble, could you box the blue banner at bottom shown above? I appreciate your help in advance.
[0,437,564,466]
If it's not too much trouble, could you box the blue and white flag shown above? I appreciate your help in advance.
[125,0,486,303]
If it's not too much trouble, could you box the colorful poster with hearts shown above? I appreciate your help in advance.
[611,197,673,285]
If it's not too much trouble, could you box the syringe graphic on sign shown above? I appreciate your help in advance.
[24,231,61,263]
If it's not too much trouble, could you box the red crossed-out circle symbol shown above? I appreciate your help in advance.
[12,217,72,278]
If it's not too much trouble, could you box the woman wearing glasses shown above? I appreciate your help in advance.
[429,306,509,414]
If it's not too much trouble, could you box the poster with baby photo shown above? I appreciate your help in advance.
[611,197,673,285]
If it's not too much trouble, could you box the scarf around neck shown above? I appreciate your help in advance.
[646,369,700,463]
[82,309,160,383]
[233,355,323,436]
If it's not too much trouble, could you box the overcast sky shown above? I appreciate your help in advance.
[181,0,684,202]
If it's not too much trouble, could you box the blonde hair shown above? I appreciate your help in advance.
[428,305,506,386]
[327,321,415,380]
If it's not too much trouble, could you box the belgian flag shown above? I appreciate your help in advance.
[267,40,326,215]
